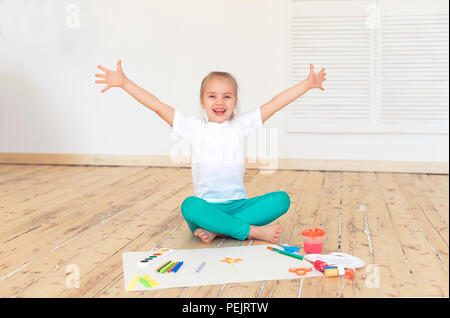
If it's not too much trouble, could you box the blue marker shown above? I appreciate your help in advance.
[172,261,184,273]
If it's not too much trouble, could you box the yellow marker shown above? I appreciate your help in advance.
[127,275,141,290]
[160,261,174,273]
[143,275,159,287]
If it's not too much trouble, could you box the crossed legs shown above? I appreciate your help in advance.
[181,191,290,244]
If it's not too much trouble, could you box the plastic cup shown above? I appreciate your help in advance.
[301,228,326,254]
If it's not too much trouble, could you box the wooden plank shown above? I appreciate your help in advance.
[429,175,449,198]
[300,171,340,298]
[5,168,191,297]
[394,174,448,269]
[0,165,117,206]
[0,166,102,229]
[257,170,309,298]
[0,165,74,196]
[0,165,54,184]
[0,164,18,176]
[0,166,149,278]
[377,173,448,297]
[244,168,260,184]
[0,166,75,207]
[0,166,143,242]
[339,172,379,297]
[0,166,110,223]
[411,174,449,231]
[358,172,419,297]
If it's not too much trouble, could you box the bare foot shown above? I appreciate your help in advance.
[247,224,285,243]
[194,228,219,245]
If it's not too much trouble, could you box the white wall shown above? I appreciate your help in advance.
[0,0,448,163]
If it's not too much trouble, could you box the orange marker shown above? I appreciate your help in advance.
[167,261,178,273]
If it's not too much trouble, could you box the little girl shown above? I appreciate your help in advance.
[95,61,326,244]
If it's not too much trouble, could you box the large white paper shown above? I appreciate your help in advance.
[122,244,323,292]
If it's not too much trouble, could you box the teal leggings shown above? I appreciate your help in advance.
[181,191,290,241]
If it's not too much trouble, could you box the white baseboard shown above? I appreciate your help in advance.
[0,152,447,174]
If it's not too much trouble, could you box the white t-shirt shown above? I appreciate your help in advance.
[172,107,263,203]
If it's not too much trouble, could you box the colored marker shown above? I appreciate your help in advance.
[195,261,206,273]
[267,246,304,260]
[156,260,172,272]
[167,261,179,273]
[171,261,182,273]
[172,261,184,273]
[160,261,174,273]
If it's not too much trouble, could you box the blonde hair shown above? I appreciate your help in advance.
[199,71,239,122]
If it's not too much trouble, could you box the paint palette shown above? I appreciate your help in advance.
[137,248,173,268]
[305,252,365,269]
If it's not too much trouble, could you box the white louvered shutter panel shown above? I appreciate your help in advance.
[379,0,449,133]
[286,0,376,132]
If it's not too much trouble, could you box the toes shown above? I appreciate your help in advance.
[198,232,211,244]
[200,235,211,244]
[276,225,285,234]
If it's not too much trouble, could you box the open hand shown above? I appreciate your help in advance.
[95,60,126,93]
[306,64,326,91]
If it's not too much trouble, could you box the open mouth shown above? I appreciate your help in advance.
[213,108,226,116]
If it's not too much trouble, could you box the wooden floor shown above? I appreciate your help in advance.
[0,164,448,298]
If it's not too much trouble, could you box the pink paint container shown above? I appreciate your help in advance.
[301,228,326,254]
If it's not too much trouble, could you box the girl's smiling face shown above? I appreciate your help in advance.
[201,77,237,123]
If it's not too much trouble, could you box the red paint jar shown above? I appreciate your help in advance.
[301,228,326,254]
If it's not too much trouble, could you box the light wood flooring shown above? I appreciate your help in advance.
[0,164,448,297]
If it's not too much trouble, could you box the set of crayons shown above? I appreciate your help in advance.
[156,260,184,273]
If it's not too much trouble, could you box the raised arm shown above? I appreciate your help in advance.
[95,60,175,127]
[260,64,326,124]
